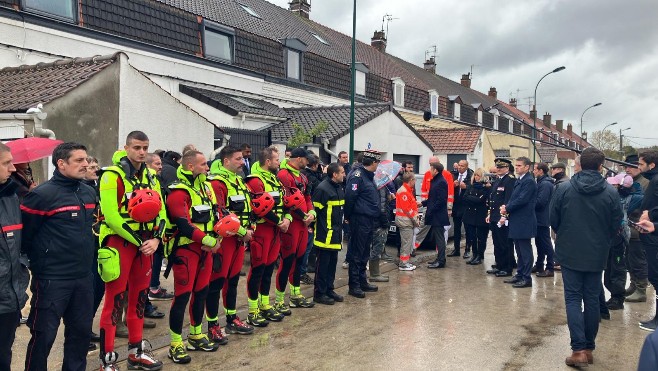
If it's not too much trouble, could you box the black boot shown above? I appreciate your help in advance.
[348,286,366,298]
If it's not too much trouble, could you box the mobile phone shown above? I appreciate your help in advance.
[628,220,649,232]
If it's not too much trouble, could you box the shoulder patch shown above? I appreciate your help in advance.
[354,170,361,177]
[352,184,358,191]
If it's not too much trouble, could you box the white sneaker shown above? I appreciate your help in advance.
[399,263,416,271]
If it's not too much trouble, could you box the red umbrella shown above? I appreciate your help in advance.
[5,137,63,164]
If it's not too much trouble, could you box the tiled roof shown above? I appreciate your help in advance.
[537,146,558,163]
[398,111,463,130]
[180,85,288,118]
[417,128,482,154]
[0,53,118,112]
[273,103,391,143]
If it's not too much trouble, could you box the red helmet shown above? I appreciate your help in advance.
[251,193,275,217]
[284,187,305,210]
[127,189,162,223]
[213,214,241,237]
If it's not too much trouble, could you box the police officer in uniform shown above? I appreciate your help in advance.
[344,150,381,298]
[486,158,516,277]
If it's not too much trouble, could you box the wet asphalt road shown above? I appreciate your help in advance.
[11,240,653,370]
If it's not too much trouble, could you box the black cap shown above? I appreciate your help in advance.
[362,149,382,161]
[495,158,511,168]
[625,154,639,167]
[551,162,566,170]
[289,147,313,159]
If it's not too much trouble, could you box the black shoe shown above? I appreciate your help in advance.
[361,283,378,292]
[427,258,439,265]
[512,280,532,288]
[495,270,512,277]
[145,308,165,319]
[486,268,499,275]
[428,261,445,269]
[503,277,521,284]
[490,264,497,269]
[531,266,539,273]
[600,312,611,320]
[606,298,624,310]
[314,295,335,305]
[88,342,97,352]
[447,250,460,257]
[348,288,366,298]
[463,251,471,259]
[327,290,344,302]
[90,331,101,342]
[468,257,481,265]
[300,273,314,285]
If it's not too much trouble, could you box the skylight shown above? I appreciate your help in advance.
[311,33,329,45]
[231,96,262,109]
[239,4,261,18]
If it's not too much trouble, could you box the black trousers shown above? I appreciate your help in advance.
[314,249,338,297]
[25,275,93,371]
[452,214,464,251]
[491,223,514,272]
[0,311,19,370]
[604,239,627,301]
[643,243,658,290]
[466,224,489,259]
[534,226,555,271]
[514,239,533,282]
[347,214,374,289]
[429,225,447,264]
[627,238,648,282]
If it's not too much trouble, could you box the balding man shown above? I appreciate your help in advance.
[449,160,473,258]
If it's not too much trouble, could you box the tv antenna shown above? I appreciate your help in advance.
[381,14,399,38]
[425,45,437,62]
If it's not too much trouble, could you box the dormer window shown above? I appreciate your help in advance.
[203,21,235,63]
[392,78,405,107]
[354,62,369,97]
[429,90,439,115]
[282,38,307,81]
[23,0,76,22]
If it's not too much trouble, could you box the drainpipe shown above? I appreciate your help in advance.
[322,138,338,160]
[240,113,246,130]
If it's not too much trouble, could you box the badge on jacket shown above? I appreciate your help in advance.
[352,184,358,190]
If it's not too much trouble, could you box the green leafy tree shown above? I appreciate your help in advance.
[590,129,623,159]
[288,121,329,148]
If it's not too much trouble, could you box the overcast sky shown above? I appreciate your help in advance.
[267,0,658,148]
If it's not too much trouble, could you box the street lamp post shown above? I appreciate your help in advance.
[580,102,602,139]
[532,66,565,163]
[602,122,618,132]
[348,0,357,163]
[620,127,631,155]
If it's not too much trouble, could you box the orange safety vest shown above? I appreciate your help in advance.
[395,183,418,218]
[421,169,454,207]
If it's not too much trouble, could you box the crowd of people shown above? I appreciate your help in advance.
[0,131,657,370]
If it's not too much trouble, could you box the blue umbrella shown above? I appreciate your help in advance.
[374,160,402,189]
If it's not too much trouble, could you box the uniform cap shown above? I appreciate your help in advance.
[362,149,382,161]
[495,158,511,168]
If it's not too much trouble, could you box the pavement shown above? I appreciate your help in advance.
[10,237,653,370]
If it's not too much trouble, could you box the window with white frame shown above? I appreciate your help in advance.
[429,90,439,115]
[392,78,405,107]
[204,23,234,63]
[355,70,366,96]
[23,0,75,21]
[286,49,301,80]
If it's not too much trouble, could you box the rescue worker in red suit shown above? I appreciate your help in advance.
[206,146,255,341]
[244,146,291,325]
[275,148,316,310]
[97,131,166,371]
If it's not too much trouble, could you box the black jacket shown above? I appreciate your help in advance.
[462,182,490,227]
[21,170,97,280]
[488,172,516,223]
[302,167,324,197]
[312,178,345,250]
[550,170,623,272]
[452,168,474,216]
[535,175,554,227]
[160,159,179,190]
[422,172,450,227]
[344,166,379,219]
[640,168,658,246]
[0,179,29,315]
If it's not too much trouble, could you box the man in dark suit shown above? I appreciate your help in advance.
[449,160,474,258]
[240,143,252,177]
[501,157,537,288]
[486,158,516,277]
[422,162,451,269]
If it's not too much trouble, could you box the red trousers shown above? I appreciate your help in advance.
[170,243,212,335]
[207,236,245,318]
[247,223,280,299]
[277,220,308,292]
[100,235,152,351]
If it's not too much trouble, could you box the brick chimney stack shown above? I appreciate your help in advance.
[529,105,537,121]
[509,98,517,107]
[460,73,471,88]
[488,87,497,99]
[289,0,310,19]
[543,112,551,128]
[556,119,564,132]
[424,56,436,74]
[371,30,387,53]
[567,123,573,135]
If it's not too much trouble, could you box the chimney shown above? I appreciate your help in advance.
[488,87,497,99]
[423,56,436,74]
[371,30,387,53]
[289,0,311,19]
[567,123,573,135]
[556,119,564,132]
[509,98,517,107]
[460,73,471,88]
[542,112,551,128]
[529,105,537,121]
